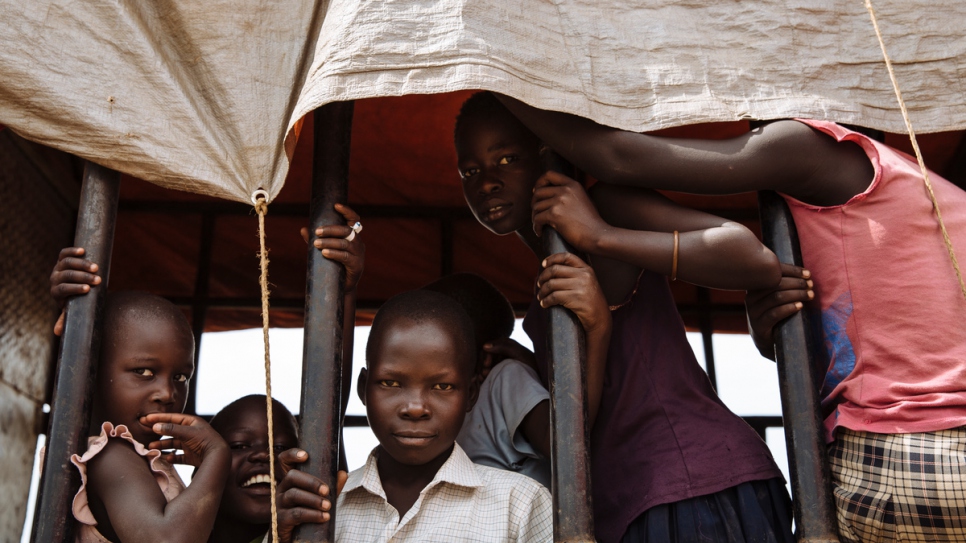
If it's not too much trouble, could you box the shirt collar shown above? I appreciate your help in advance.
[343,443,483,500]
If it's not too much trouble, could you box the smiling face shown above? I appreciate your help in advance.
[456,110,543,236]
[363,317,478,467]
[211,396,299,524]
[93,311,195,444]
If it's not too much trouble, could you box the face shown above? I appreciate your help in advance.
[363,319,478,466]
[213,399,299,523]
[456,113,544,235]
[93,316,194,444]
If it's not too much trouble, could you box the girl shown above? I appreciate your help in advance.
[454,92,792,543]
[489,95,966,543]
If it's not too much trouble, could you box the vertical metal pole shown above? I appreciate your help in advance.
[186,214,216,415]
[541,149,596,542]
[32,162,120,543]
[294,101,354,543]
[757,191,839,543]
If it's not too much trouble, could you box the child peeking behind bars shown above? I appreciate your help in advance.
[62,290,229,543]
[486,94,966,543]
[454,91,793,543]
[272,290,553,542]
[51,205,365,543]
[422,272,554,489]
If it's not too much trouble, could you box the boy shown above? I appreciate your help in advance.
[422,273,552,488]
[275,290,552,542]
[207,395,301,543]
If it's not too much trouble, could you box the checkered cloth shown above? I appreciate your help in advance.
[829,427,966,542]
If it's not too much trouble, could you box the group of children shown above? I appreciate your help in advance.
[48,90,966,543]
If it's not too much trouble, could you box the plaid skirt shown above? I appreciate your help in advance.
[829,427,966,543]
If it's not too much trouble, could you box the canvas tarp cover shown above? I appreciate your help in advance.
[1,0,965,203]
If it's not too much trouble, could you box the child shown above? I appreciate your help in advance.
[206,395,300,543]
[274,289,553,542]
[491,94,966,543]
[423,273,553,488]
[454,91,792,543]
[70,291,230,543]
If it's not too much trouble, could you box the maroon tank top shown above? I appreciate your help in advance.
[523,271,782,543]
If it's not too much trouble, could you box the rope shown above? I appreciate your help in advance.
[254,194,280,543]
[864,0,966,302]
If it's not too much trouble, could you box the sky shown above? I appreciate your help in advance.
[22,322,789,541]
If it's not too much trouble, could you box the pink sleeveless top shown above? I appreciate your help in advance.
[781,119,966,442]
[71,422,187,543]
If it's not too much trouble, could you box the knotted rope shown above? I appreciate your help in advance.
[253,190,279,543]
[864,0,966,302]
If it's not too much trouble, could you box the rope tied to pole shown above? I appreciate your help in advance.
[864,0,966,303]
[252,189,279,543]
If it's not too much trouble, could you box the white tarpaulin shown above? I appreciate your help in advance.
[1,0,965,203]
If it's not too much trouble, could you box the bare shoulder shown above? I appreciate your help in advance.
[756,120,874,205]
[86,439,165,502]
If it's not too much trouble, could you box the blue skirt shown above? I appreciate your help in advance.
[620,478,794,543]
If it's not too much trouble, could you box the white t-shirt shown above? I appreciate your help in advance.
[456,359,551,488]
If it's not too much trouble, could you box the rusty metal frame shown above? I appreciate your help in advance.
[758,191,839,543]
[32,162,121,543]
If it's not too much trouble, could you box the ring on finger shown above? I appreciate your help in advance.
[345,221,363,242]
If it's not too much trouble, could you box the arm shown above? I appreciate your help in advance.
[87,414,229,543]
[535,252,611,430]
[745,263,814,360]
[532,172,781,290]
[496,95,872,206]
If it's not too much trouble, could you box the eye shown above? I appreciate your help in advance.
[432,383,455,391]
[378,380,400,387]
[133,368,155,377]
[498,155,518,165]
[273,444,289,454]
[174,374,189,383]
[230,442,250,450]
[460,167,479,180]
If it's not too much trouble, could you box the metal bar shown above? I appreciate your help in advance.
[696,287,718,389]
[540,150,595,542]
[115,200,760,223]
[166,297,747,316]
[186,214,216,415]
[757,191,839,543]
[32,162,121,543]
[293,101,354,543]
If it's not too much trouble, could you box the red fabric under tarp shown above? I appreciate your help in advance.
[106,93,965,333]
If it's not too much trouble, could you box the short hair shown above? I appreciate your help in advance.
[210,394,299,438]
[454,91,512,145]
[102,291,194,355]
[422,273,515,348]
[366,290,476,375]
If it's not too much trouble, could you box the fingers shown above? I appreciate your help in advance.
[278,469,330,497]
[278,448,309,475]
[278,487,332,513]
[148,438,180,451]
[334,203,361,224]
[778,262,810,279]
[534,170,577,189]
[142,412,203,426]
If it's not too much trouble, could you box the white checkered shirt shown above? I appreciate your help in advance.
[335,444,553,542]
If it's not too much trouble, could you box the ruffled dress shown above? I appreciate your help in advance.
[70,422,187,543]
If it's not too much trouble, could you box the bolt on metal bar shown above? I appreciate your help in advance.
[540,149,596,542]
[757,191,839,543]
[293,101,354,543]
[32,162,121,543]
